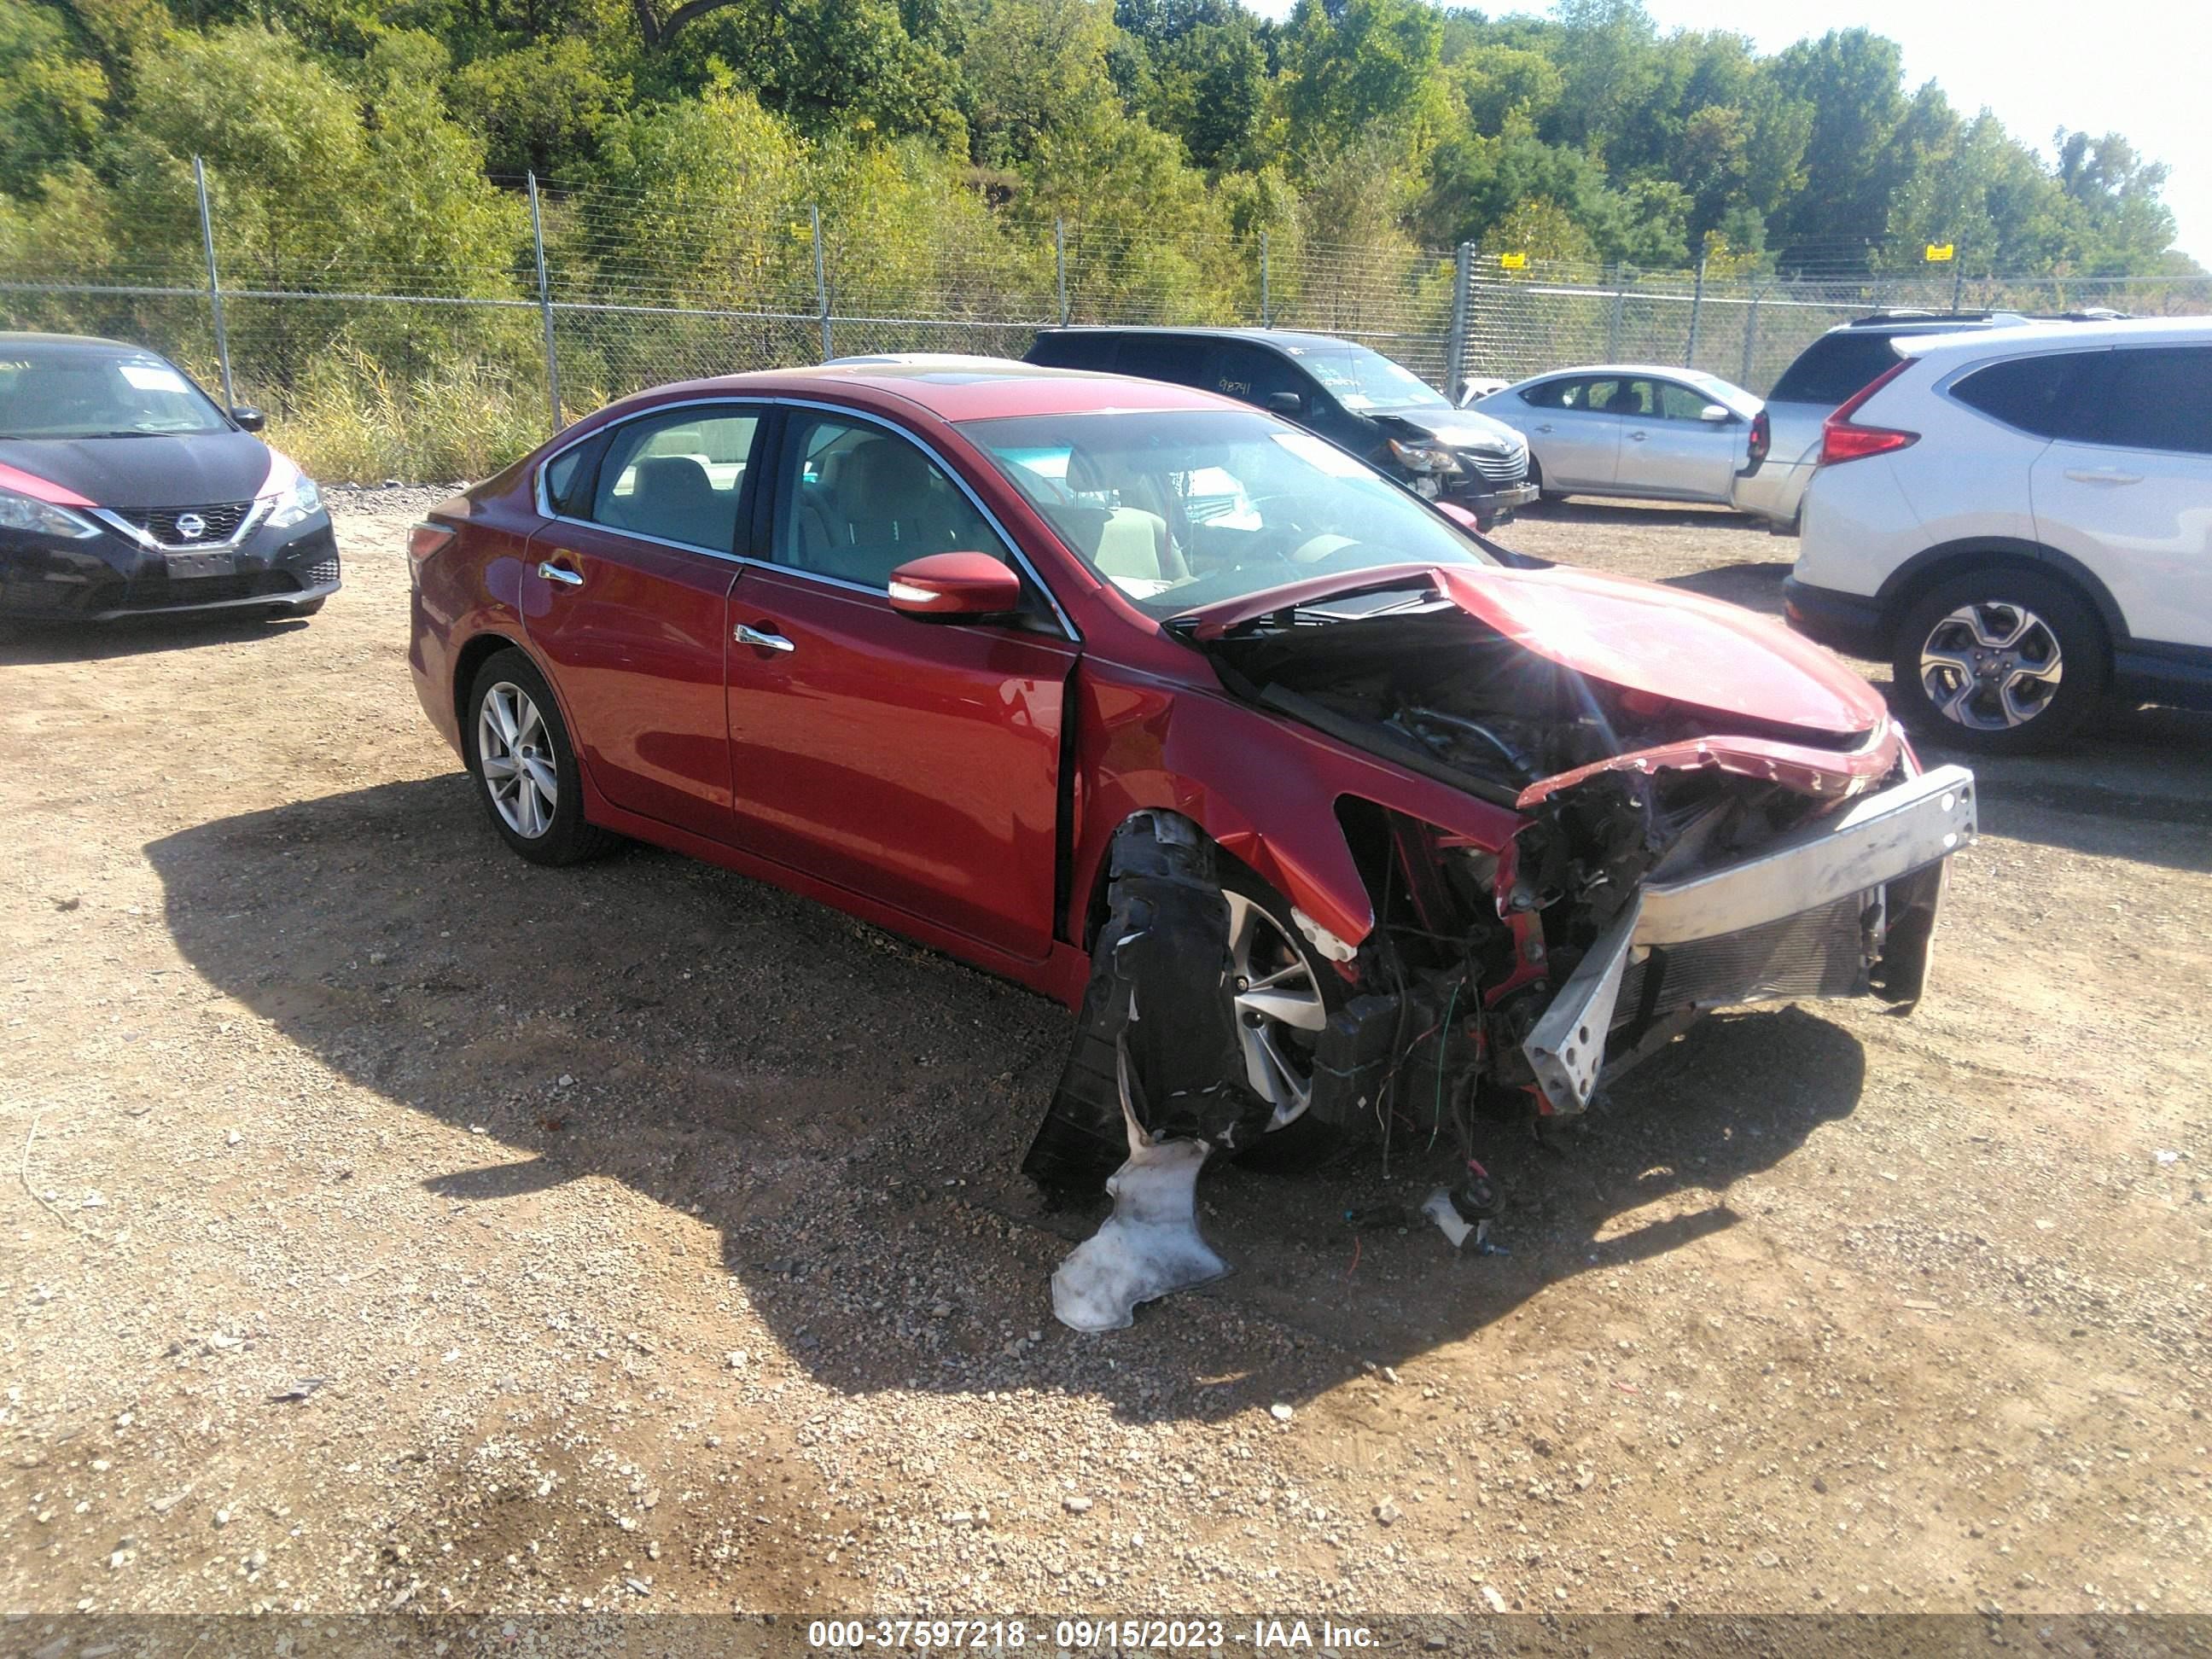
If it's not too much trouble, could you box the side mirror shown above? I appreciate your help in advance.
[887,552,1023,621]
[1698,403,1732,423]
[231,405,267,433]
[1266,391,1305,416]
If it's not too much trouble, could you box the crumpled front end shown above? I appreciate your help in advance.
[1029,568,1976,1327]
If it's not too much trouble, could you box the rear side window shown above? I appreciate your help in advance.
[2077,346,2212,457]
[585,405,761,552]
[1950,352,2100,439]
[1519,377,1580,409]
[542,442,597,515]
[1115,335,1205,387]
[1026,331,1120,371]
[1769,332,1906,405]
[1206,344,1308,409]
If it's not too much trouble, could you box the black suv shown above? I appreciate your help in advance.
[1024,327,1540,527]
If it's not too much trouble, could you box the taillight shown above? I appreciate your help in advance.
[1819,358,1918,465]
[1749,408,1771,467]
[406,521,454,589]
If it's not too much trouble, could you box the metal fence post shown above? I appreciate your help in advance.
[810,205,832,361]
[1607,269,1627,360]
[1260,230,1272,328]
[1445,242,1475,404]
[527,172,562,434]
[1684,252,1707,369]
[1951,252,1966,313]
[192,157,235,409]
[1055,218,1068,326]
[1740,282,1764,390]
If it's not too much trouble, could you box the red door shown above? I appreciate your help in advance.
[722,411,1078,962]
[523,404,764,841]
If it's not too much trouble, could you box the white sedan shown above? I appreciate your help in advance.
[1469,365,1770,507]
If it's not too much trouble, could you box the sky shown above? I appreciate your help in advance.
[1244,0,2212,265]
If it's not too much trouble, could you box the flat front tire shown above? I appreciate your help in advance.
[1891,569,2106,754]
[463,647,619,865]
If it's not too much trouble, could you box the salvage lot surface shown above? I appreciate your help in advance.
[2,495,2207,1619]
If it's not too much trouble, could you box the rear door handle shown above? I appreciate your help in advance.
[735,622,795,654]
[536,561,583,587]
[2064,468,2143,486]
[1534,424,1553,434]
[1627,429,1647,441]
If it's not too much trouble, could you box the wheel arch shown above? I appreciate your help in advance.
[1873,537,2126,651]
[451,629,530,745]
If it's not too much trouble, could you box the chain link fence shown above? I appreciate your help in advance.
[6,157,2209,480]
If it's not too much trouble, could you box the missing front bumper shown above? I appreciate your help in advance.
[1524,764,1976,1114]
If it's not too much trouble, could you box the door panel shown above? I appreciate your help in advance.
[1522,377,1621,487]
[2029,346,2212,649]
[724,410,1078,962]
[1619,379,1742,500]
[725,569,1074,960]
[521,404,762,840]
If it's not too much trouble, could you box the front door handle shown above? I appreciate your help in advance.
[1534,423,1554,434]
[2064,468,2143,486]
[735,622,795,654]
[536,561,584,587]
[1627,429,1648,441]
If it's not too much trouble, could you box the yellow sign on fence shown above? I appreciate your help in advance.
[1499,252,1528,270]
[1924,242,1956,262]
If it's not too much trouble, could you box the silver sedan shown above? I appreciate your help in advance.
[1469,365,1770,507]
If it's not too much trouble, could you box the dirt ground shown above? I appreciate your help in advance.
[2,493,2207,1623]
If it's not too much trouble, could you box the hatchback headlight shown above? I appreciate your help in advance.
[263,474,324,531]
[1388,438,1462,475]
[0,487,101,539]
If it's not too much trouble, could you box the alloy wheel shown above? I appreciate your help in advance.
[1918,602,2064,731]
[478,681,559,837]
[1224,888,1329,1129]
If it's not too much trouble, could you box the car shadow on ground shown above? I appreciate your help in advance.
[1527,499,1766,534]
[148,774,1871,1423]
[1655,560,1793,615]
[0,612,311,664]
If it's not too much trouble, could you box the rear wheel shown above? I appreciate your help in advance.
[463,648,619,865]
[1890,568,2106,754]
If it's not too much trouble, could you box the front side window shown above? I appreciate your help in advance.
[2077,346,2212,457]
[1207,345,1310,409]
[585,405,760,551]
[774,414,1016,590]
[0,347,229,439]
[965,407,1497,615]
[1654,380,1721,422]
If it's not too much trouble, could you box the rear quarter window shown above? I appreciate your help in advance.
[1768,333,1906,405]
[1949,352,2102,439]
[1025,332,1121,370]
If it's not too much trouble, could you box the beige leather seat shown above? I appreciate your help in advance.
[1062,446,1187,586]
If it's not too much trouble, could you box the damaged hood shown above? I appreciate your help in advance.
[1423,563,1885,736]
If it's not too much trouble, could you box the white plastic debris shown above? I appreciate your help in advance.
[1051,1045,1227,1332]
[1421,1187,1474,1249]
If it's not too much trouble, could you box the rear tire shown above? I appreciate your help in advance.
[1890,568,2106,754]
[463,647,620,865]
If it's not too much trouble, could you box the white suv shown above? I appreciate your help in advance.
[1784,317,2212,751]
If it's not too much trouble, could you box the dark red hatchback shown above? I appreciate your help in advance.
[408,358,1971,1310]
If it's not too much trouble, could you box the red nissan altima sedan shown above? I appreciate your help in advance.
[406,358,1974,1208]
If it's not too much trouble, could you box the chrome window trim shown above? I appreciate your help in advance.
[89,499,273,553]
[530,393,1080,643]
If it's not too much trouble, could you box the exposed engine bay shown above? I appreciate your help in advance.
[1027,573,1976,1330]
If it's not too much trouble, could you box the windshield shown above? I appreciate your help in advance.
[0,347,230,439]
[963,408,1496,617]
[1297,346,1452,413]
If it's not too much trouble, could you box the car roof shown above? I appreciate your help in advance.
[1031,325,1368,355]
[600,359,1244,423]
[0,331,160,358]
[1511,363,1740,382]
[1895,314,2212,363]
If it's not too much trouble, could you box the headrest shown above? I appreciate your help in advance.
[842,437,934,503]
[631,454,714,505]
